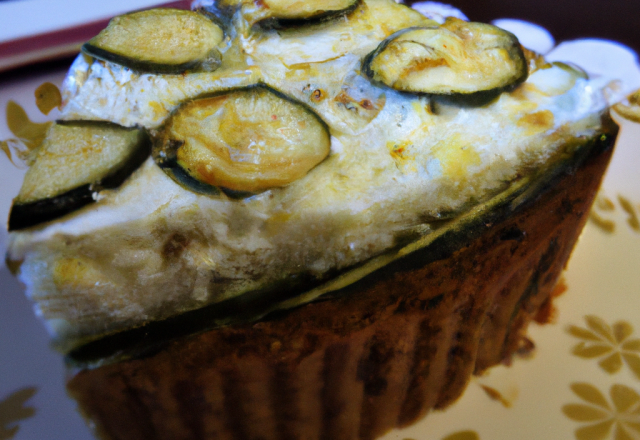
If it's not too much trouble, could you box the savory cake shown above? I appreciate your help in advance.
[3,1,629,439]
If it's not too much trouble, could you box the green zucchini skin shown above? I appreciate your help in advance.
[81,9,224,74]
[361,26,411,82]
[8,121,152,231]
[154,158,253,199]
[362,23,528,97]
[154,143,255,198]
[256,0,361,29]
[192,6,230,31]
[154,155,222,197]
[216,0,361,29]
[9,186,95,231]
[65,120,617,367]
[152,83,331,196]
[82,43,217,75]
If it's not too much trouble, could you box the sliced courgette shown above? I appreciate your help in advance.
[154,85,331,194]
[219,0,359,28]
[82,9,224,74]
[9,121,151,230]
[363,18,528,95]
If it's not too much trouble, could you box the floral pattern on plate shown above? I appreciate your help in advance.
[563,382,640,440]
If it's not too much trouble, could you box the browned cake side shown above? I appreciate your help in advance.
[66,127,615,440]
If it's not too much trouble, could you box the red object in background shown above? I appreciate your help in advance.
[0,0,191,73]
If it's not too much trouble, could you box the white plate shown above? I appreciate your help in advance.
[1,68,639,440]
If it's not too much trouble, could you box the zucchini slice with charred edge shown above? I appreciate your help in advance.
[82,9,224,74]
[9,121,151,231]
[363,18,528,95]
[218,0,359,28]
[153,84,331,194]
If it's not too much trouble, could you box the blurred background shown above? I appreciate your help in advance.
[442,0,640,55]
[0,0,639,78]
[0,0,191,75]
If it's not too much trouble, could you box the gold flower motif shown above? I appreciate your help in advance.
[568,316,640,380]
[479,384,512,408]
[404,430,481,440]
[0,387,38,440]
[563,382,640,440]
[589,193,640,234]
[618,196,640,233]
[441,431,480,440]
[590,194,616,233]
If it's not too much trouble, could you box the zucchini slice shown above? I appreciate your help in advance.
[9,121,151,230]
[363,18,528,95]
[82,9,224,74]
[219,0,359,28]
[154,85,331,194]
